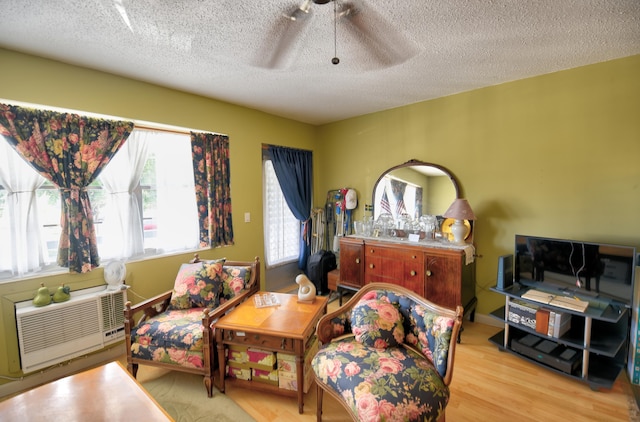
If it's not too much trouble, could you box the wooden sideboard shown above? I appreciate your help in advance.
[338,236,477,319]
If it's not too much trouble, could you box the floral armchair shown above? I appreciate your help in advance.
[124,255,260,397]
[312,283,463,422]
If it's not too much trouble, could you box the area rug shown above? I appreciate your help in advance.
[141,371,256,422]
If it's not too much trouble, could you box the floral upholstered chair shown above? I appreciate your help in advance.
[124,255,260,397]
[312,283,463,422]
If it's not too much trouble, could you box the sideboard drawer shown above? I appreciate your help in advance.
[365,244,423,264]
[364,245,424,278]
[223,330,295,352]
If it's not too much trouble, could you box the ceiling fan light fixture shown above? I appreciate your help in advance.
[290,0,313,21]
[263,0,416,70]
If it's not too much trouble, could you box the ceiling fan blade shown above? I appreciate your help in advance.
[340,0,418,67]
[257,1,314,69]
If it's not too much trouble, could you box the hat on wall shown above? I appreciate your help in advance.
[345,189,358,210]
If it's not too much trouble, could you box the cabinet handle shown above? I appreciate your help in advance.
[426,270,432,277]
[370,249,375,253]
[410,270,416,276]
[355,258,360,264]
[412,255,417,259]
[369,264,375,269]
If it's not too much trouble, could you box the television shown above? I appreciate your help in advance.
[514,234,637,308]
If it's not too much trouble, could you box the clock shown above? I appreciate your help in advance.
[104,261,126,290]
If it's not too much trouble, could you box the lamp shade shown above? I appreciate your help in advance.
[443,199,476,221]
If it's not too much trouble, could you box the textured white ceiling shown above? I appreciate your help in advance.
[0,0,638,125]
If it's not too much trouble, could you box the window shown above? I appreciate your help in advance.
[0,129,200,280]
[95,129,199,258]
[263,159,300,267]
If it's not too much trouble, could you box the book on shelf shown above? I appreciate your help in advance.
[546,309,571,337]
[521,289,589,312]
[535,308,550,334]
[534,307,572,338]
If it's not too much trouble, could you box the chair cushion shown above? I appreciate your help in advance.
[350,298,404,349]
[407,303,456,377]
[220,265,252,302]
[130,308,206,368]
[312,339,449,422]
[168,259,226,310]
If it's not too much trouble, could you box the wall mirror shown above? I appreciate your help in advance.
[371,159,460,221]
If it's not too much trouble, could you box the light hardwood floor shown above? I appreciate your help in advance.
[226,294,639,422]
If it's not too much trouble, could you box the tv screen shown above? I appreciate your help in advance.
[514,234,637,307]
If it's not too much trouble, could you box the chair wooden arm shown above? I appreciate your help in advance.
[206,282,259,324]
[124,290,173,326]
[206,256,261,325]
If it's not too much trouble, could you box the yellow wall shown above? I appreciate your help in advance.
[0,48,317,378]
[1,48,639,384]
[315,54,640,317]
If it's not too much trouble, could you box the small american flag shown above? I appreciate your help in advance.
[380,188,392,214]
[395,198,407,216]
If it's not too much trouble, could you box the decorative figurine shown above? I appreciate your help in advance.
[52,284,71,303]
[296,274,316,303]
[33,283,51,307]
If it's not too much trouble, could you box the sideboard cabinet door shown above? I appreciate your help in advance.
[339,237,364,289]
[424,249,464,310]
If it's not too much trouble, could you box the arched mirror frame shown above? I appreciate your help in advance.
[371,159,461,219]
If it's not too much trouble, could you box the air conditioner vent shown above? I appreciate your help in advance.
[15,287,127,373]
[19,300,100,354]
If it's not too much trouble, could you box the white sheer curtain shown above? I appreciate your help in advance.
[154,132,199,252]
[0,138,47,275]
[97,130,150,260]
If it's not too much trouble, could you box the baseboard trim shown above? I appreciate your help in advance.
[473,313,503,328]
[0,343,125,399]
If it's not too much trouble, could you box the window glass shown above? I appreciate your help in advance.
[263,160,300,267]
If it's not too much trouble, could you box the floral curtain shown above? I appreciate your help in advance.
[190,132,233,248]
[0,103,133,273]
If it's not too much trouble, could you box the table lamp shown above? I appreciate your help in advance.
[443,198,476,245]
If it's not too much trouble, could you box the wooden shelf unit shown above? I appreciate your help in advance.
[489,284,629,390]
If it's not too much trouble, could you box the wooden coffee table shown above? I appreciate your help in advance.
[0,361,172,421]
[215,291,327,414]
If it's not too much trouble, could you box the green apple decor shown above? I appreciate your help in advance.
[32,283,51,307]
[52,284,71,303]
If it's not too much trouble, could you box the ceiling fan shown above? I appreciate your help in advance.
[259,0,417,69]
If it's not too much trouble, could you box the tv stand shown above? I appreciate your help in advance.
[489,284,629,390]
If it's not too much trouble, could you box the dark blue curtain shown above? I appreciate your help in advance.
[267,145,312,270]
